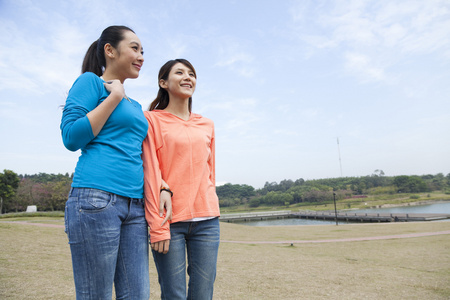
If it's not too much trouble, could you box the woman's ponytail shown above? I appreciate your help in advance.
[81,40,102,76]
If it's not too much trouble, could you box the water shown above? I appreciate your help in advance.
[351,202,450,214]
[240,201,450,227]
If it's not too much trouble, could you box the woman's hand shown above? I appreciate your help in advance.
[103,79,126,100]
[86,79,125,137]
[160,188,172,226]
[151,239,170,254]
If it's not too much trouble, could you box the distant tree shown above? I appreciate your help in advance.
[393,176,409,192]
[357,181,366,194]
[279,193,294,205]
[42,180,71,211]
[429,173,446,190]
[303,189,333,203]
[279,179,294,191]
[11,172,73,212]
[287,185,317,203]
[240,184,256,198]
[260,181,279,194]
[216,183,255,202]
[33,183,52,211]
[13,178,36,212]
[407,176,428,193]
[262,191,293,206]
[393,175,428,193]
[373,169,385,177]
[294,178,305,186]
[0,170,20,213]
[249,198,260,208]
[368,170,387,187]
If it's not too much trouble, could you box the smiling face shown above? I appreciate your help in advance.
[160,62,197,100]
[106,30,144,82]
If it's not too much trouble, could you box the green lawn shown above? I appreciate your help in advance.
[1,217,449,299]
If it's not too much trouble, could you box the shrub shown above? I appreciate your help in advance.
[249,198,260,208]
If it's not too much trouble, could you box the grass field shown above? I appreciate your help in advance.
[0,217,449,299]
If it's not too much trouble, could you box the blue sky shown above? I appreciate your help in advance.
[1,0,449,188]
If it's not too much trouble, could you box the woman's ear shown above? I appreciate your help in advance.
[159,79,167,89]
[104,43,115,59]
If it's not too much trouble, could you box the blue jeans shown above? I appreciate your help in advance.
[65,188,150,300]
[152,217,220,300]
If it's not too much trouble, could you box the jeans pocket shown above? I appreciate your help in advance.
[79,189,113,213]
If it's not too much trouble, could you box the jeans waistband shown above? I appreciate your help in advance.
[69,187,143,202]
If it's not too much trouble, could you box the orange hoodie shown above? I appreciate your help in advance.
[142,110,220,243]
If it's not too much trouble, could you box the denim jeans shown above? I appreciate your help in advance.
[65,188,150,300]
[152,217,220,300]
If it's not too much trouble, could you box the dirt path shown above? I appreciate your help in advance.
[3,221,450,244]
[221,230,450,244]
[1,221,65,228]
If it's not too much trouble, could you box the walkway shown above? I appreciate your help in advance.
[221,230,450,244]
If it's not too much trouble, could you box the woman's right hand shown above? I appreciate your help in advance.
[86,79,125,137]
[103,79,125,100]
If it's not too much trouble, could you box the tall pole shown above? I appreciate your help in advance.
[333,192,338,226]
[337,138,343,177]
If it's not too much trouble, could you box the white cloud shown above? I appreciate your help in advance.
[288,0,450,82]
[344,52,384,81]
[0,8,89,97]
[214,38,256,78]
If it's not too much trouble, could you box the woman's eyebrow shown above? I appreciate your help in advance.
[175,67,193,73]
[129,41,142,48]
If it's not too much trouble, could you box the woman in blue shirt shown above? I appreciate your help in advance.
[61,25,170,299]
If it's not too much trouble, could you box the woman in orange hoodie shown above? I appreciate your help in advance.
[142,59,220,299]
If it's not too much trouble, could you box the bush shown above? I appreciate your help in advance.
[410,195,420,199]
[249,198,260,208]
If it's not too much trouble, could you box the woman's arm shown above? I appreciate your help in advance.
[209,126,216,185]
[87,79,125,136]
[61,73,125,151]
[142,113,172,246]
[153,179,172,254]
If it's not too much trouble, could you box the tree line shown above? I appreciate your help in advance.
[0,171,72,213]
[0,169,449,213]
[216,170,450,208]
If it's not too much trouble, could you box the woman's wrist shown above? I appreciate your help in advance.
[160,187,173,197]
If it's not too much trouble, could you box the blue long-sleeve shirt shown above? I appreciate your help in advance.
[60,72,148,198]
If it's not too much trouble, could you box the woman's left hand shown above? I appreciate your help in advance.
[151,239,170,254]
